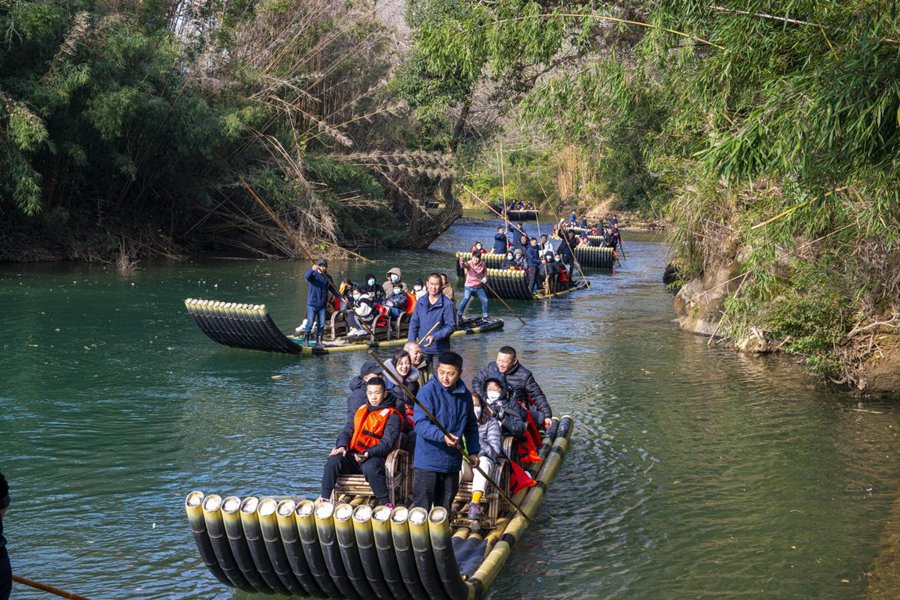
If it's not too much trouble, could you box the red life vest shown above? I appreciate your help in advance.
[349,404,401,454]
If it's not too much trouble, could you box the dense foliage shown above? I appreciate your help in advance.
[407,0,899,385]
[0,0,449,260]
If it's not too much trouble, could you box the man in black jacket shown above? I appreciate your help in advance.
[471,346,553,430]
[320,378,402,506]
[0,470,10,600]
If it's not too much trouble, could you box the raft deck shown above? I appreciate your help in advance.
[185,299,504,355]
[186,416,575,599]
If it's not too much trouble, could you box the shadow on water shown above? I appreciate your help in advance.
[0,216,897,599]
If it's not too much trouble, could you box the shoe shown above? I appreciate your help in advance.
[303,332,312,346]
[482,314,489,320]
[295,319,308,333]
[466,502,483,520]
[347,327,366,337]
[384,502,394,509]
[314,332,324,348]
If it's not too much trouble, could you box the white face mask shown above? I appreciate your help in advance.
[473,406,482,419]
[352,294,361,302]
[414,285,422,292]
[367,278,375,286]
[486,390,502,402]
[390,274,400,283]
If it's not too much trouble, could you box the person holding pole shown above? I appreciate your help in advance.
[411,352,480,511]
[303,258,335,348]
[457,250,489,320]
[408,273,457,371]
[0,470,10,600]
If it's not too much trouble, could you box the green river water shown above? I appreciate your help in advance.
[1,217,898,599]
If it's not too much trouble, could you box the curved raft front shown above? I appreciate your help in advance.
[185,299,503,355]
[455,252,505,278]
[573,246,615,269]
[186,416,575,599]
[474,269,586,301]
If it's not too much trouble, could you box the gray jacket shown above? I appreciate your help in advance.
[478,417,502,462]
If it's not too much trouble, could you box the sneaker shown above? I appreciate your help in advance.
[347,327,366,337]
[466,502,483,520]
[295,319,308,333]
[481,314,489,320]
[385,502,394,509]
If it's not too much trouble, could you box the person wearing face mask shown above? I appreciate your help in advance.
[465,394,501,521]
[481,377,526,440]
[412,278,427,300]
[382,284,411,318]
[361,273,385,303]
[319,378,401,507]
[469,240,485,254]
[500,250,516,270]
[472,346,553,431]
[381,267,408,297]
[345,285,386,337]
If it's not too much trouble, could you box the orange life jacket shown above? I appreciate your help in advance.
[404,291,417,315]
[349,404,401,454]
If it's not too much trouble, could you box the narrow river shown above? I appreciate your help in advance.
[1,217,897,599]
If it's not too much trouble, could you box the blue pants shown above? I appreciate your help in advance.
[458,286,488,318]
[305,305,326,334]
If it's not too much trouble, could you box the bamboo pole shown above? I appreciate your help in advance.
[12,575,91,600]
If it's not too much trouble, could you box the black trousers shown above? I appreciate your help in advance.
[321,454,390,504]
[413,468,459,511]
[0,547,10,600]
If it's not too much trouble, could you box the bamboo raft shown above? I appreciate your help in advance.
[185,299,504,355]
[573,245,616,268]
[186,416,574,599]
[504,209,539,221]
[455,255,588,300]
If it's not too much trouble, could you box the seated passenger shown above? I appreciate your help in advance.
[500,250,516,270]
[382,284,410,318]
[383,348,419,454]
[481,376,525,440]
[511,248,526,270]
[381,267,408,297]
[320,377,401,506]
[361,273,385,303]
[412,278,427,301]
[440,273,454,301]
[470,241,485,254]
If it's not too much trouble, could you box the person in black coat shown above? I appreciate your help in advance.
[320,378,402,506]
[0,470,10,600]
[361,273,385,303]
[480,376,526,440]
[471,346,553,430]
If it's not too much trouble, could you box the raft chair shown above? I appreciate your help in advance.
[331,450,412,506]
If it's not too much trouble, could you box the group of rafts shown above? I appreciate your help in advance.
[184,216,616,599]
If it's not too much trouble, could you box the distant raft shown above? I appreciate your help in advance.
[186,416,575,599]
[573,245,616,268]
[504,209,539,221]
[184,299,504,355]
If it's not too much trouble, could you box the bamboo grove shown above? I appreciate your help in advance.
[0,0,456,261]
[407,0,898,387]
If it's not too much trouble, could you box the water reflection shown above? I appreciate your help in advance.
[0,218,897,599]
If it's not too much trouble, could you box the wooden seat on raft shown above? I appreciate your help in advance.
[331,449,412,506]
[450,436,520,524]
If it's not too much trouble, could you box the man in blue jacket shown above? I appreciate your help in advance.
[304,258,334,348]
[491,226,508,254]
[412,352,480,511]
[408,273,457,371]
[525,238,542,293]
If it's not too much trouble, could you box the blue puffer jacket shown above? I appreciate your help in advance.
[305,268,333,308]
[525,245,541,268]
[413,378,480,473]
[408,293,457,356]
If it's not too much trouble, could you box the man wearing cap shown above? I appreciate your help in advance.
[0,470,10,600]
[412,352,480,511]
[304,258,335,348]
[408,273,457,370]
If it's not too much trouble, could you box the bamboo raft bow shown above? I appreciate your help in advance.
[184,299,504,355]
[185,413,575,598]
[454,256,588,301]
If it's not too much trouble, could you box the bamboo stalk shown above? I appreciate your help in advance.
[12,576,91,600]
